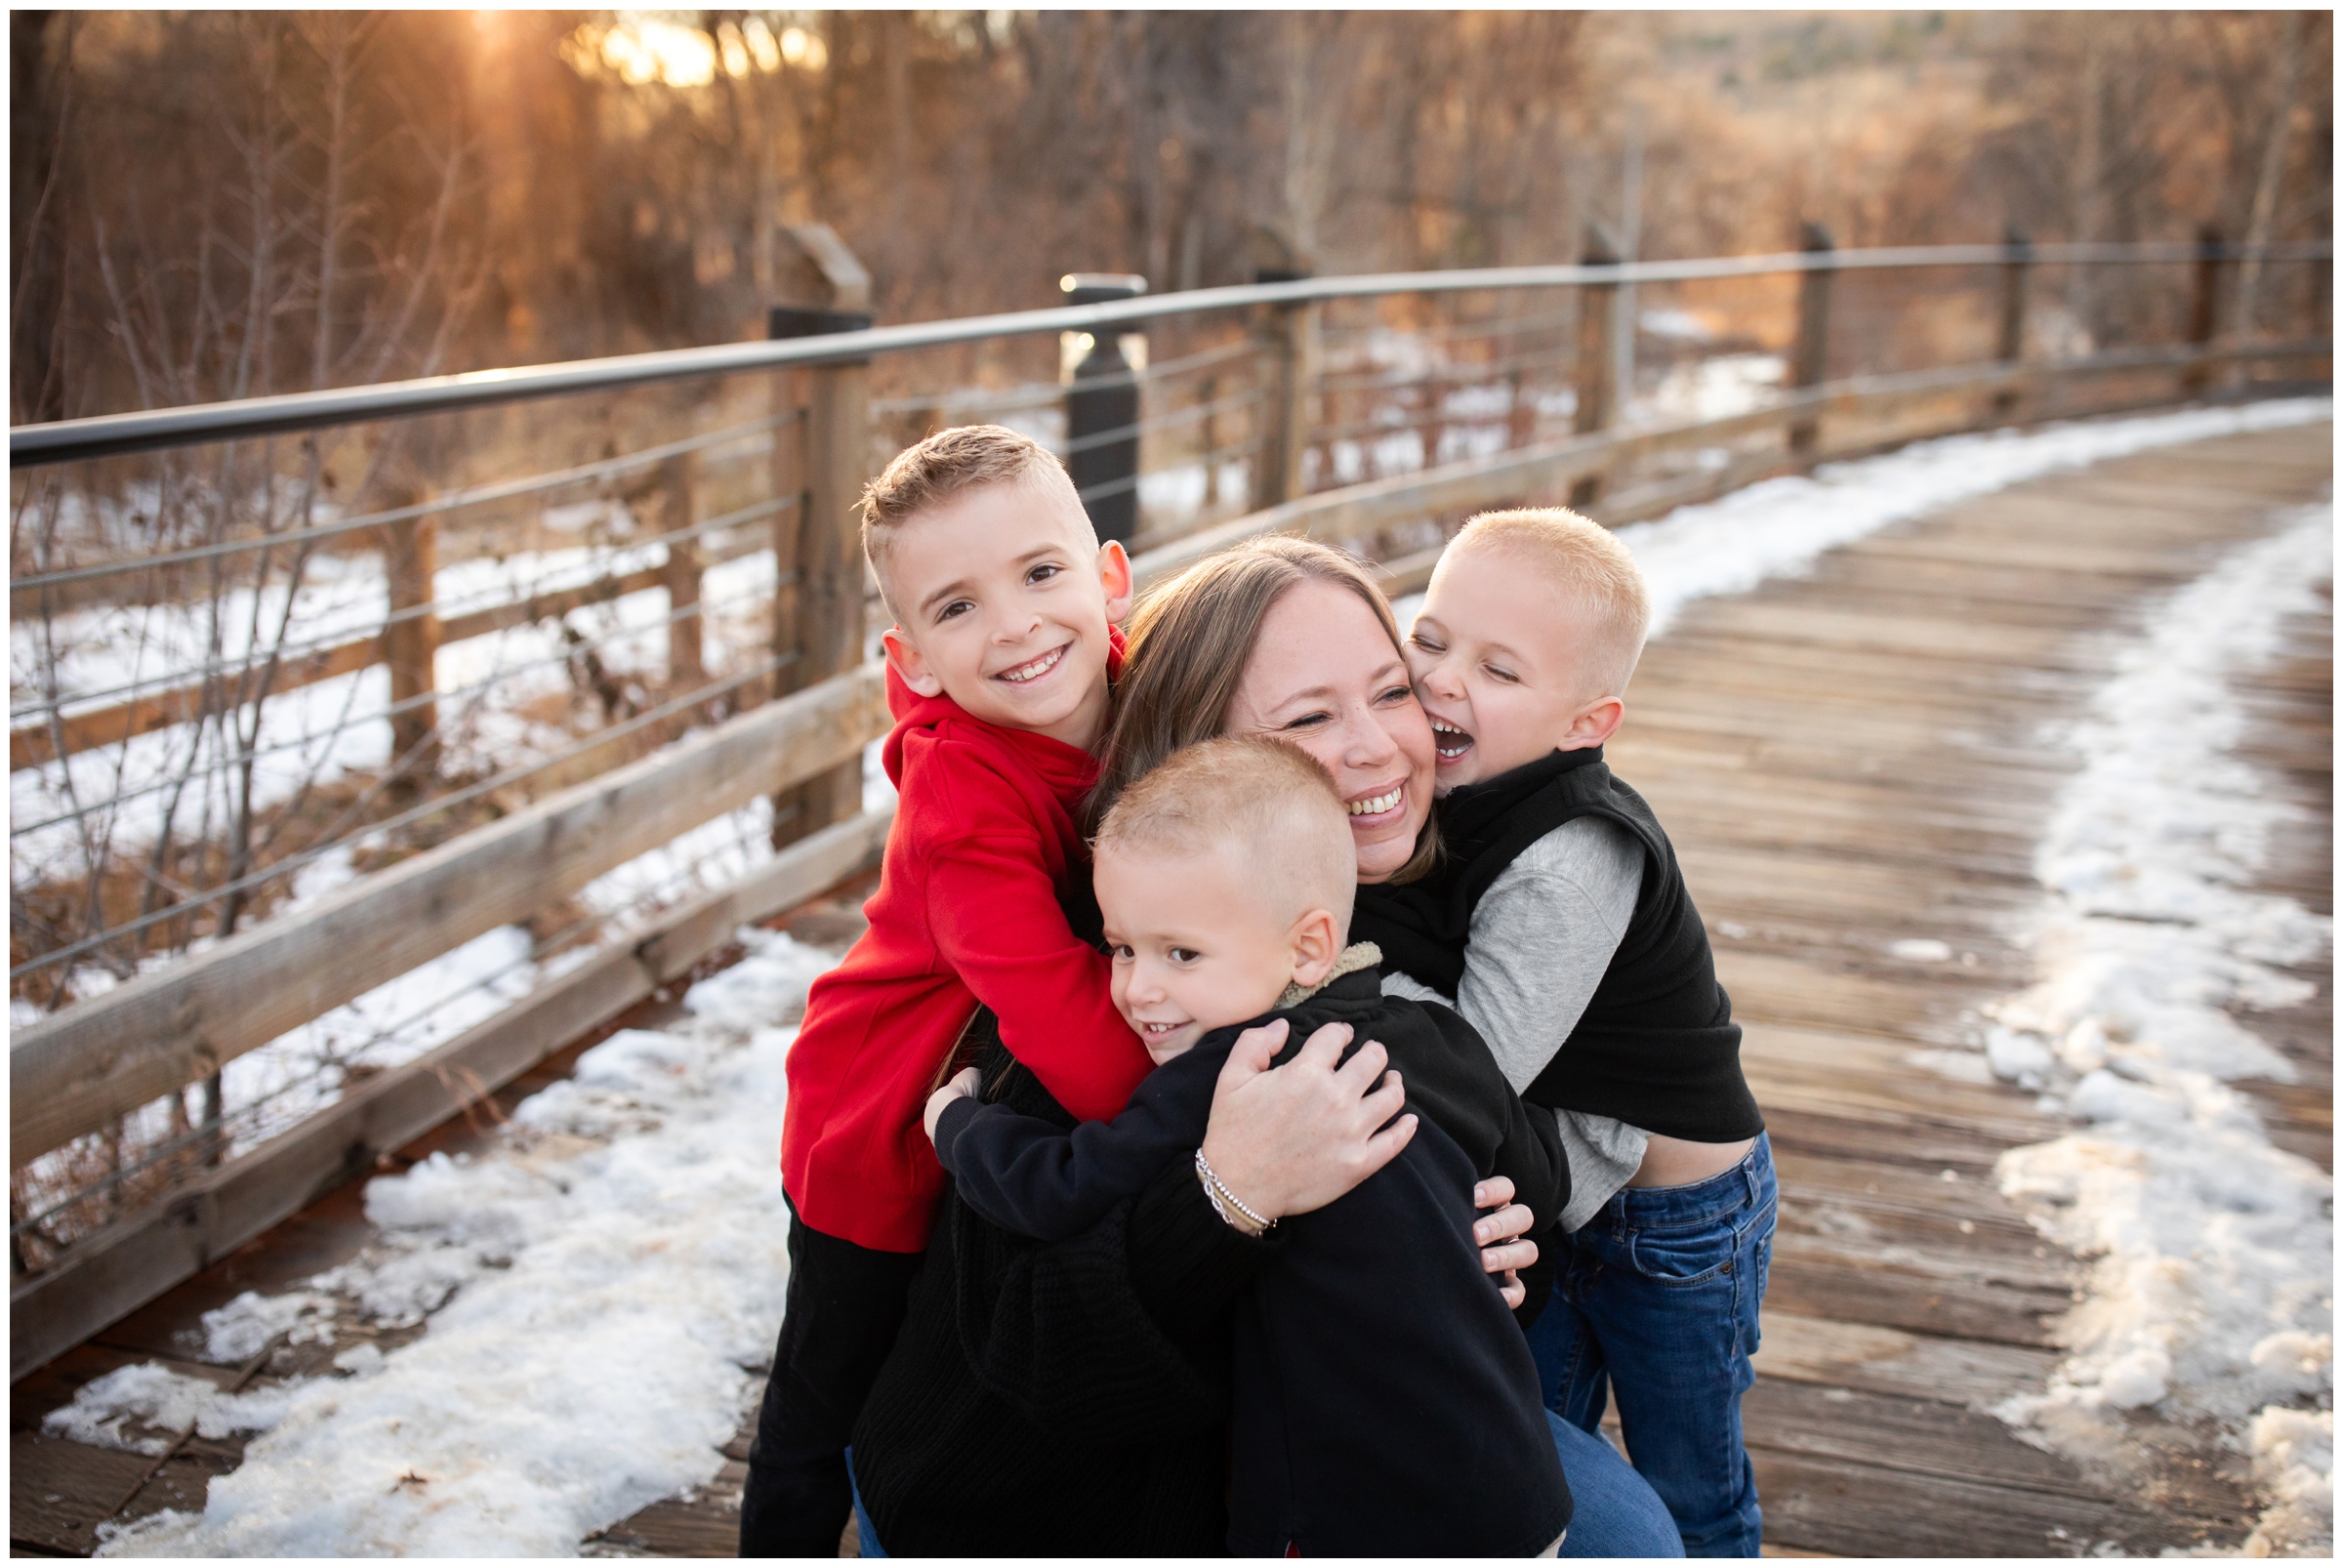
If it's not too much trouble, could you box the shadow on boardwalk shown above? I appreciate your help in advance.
[10,423,2331,1559]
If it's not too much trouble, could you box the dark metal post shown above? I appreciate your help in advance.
[1062,273,1147,547]
[2183,225,2226,396]
[1788,221,1835,456]
[1569,227,1621,509]
[1994,226,2033,421]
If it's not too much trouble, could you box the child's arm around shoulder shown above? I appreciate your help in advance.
[910,740,1152,1123]
[926,1049,1221,1244]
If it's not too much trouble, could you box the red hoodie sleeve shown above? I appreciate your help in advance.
[917,766,1154,1123]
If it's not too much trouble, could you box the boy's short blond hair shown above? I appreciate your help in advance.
[859,424,1090,614]
[1446,507,1651,699]
[1095,735,1356,938]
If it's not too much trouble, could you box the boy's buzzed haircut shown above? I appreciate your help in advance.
[1096,735,1357,938]
[1450,507,1653,699]
[859,423,1092,612]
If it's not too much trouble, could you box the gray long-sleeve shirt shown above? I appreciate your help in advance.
[1379,814,1649,1230]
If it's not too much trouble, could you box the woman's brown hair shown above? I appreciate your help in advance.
[1094,534,1441,884]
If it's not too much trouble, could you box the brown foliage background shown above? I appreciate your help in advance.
[11,10,2334,424]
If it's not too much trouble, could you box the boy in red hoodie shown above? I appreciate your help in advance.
[740,424,1156,1554]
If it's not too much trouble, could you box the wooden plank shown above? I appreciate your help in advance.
[1747,1379,2132,1502]
[1751,1448,2232,1558]
[1751,1311,2052,1408]
[1762,1231,2071,1347]
[10,808,892,1380]
[9,1430,161,1555]
[11,662,888,1163]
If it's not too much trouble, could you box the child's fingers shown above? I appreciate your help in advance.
[1473,1202,1536,1249]
[1497,1269,1527,1310]
[1478,1235,1540,1278]
[1472,1175,1518,1212]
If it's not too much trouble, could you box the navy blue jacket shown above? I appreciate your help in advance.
[933,965,1572,1557]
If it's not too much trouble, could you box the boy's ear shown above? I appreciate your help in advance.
[1288,907,1342,989]
[883,626,945,698]
[1097,540,1134,624]
[1559,694,1626,751]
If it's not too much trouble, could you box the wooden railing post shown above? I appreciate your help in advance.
[1570,226,1620,509]
[660,452,704,694]
[767,224,875,848]
[2183,225,2227,396]
[383,502,441,798]
[1253,268,1318,510]
[1994,226,2033,422]
[1062,272,1148,547]
[1787,221,1836,456]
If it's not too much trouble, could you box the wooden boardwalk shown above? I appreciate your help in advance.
[1620,418,2332,1556]
[10,419,2331,1558]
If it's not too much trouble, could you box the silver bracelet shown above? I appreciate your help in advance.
[1194,1148,1276,1233]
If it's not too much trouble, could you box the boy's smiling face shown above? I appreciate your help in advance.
[880,476,1133,751]
[1405,543,1626,791]
[1094,840,1336,1065]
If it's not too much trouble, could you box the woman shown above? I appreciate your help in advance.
[847,537,1681,1556]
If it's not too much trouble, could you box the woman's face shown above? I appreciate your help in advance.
[1223,577,1437,885]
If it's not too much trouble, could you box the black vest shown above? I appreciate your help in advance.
[1351,747,1764,1142]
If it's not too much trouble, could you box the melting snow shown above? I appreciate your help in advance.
[1975,504,2333,1555]
[1394,395,2333,637]
[88,929,840,1557]
[53,397,2335,1555]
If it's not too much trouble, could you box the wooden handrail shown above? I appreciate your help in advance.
[10,662,888,1162]
[9,806,895,1381]
[1128,339,2331,590]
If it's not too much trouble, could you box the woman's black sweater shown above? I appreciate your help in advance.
[849,1010,1275,1555]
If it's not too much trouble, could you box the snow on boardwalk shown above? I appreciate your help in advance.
[8,405,2332,1558]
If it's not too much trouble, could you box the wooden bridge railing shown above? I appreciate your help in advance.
[8,232,2330,1378]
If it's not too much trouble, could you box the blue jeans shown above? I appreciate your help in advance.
[848,1420,1681,1557]
[1526,1134,1776,1557]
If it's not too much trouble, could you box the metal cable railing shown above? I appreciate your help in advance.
[10,236,2330,1304]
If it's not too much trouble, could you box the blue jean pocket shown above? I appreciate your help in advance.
[1625,1217,1742,1287]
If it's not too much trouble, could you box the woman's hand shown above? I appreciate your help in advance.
[1196,1017,1417,1223]
[924,1065,983,1143]
[1473,1174,1538,1309]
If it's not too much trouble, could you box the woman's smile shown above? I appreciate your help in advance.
[1345,781,1408,821]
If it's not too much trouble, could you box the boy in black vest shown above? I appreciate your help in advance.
[925,735,1576,1557]
[1352,508,1775,1557]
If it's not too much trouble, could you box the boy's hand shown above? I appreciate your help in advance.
[924,1066,984,1144]
[1471,1175,1538,1309]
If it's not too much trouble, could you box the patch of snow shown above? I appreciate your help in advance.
[41,1362,311,1458]
[1982,504,2333,1554]
[2240,1407,2335,1556]
[44,1365,225,1456]
[199,1291,335,1364]
[90,928,836,1557]
[1628,351,1784,424]
[1393,397,2333,651]
[1620,396,2333,638]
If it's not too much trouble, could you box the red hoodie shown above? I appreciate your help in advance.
[780,636,1154,1253]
